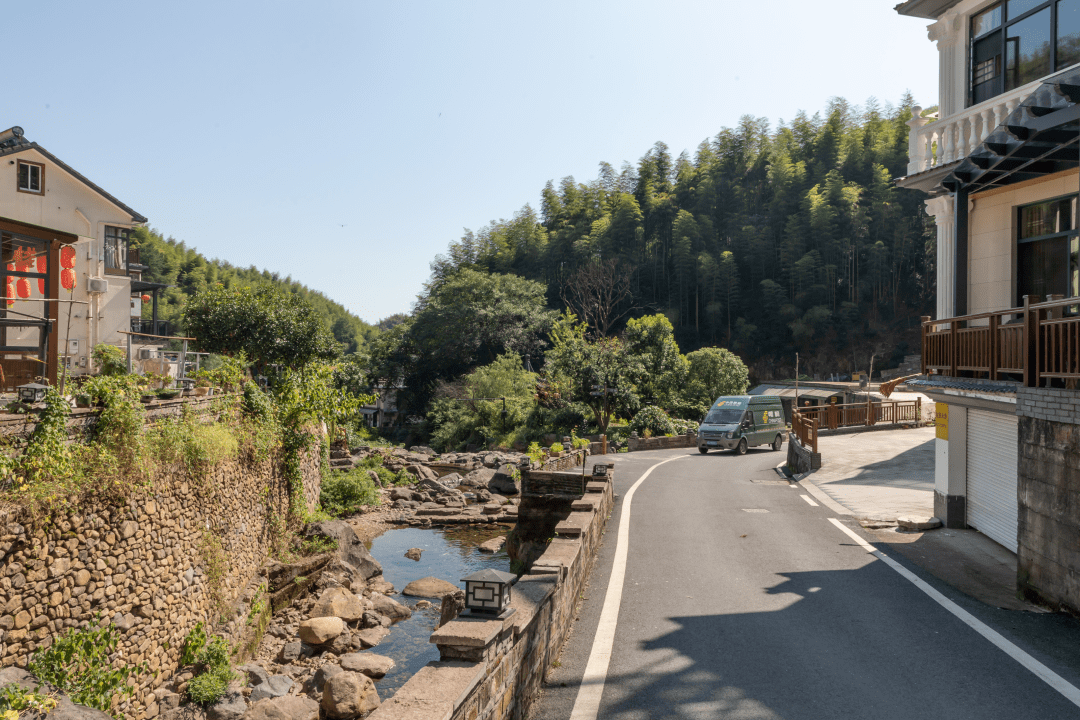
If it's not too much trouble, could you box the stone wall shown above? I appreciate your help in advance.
[1016,387,1080,613]
[371,464,615,720]
[0,426,321,719]
[627,433,695,451]
[786,432,821,473]
[537,448,586,472]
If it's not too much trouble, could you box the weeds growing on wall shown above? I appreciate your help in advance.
[184,635,236,706]
[198,531,230,621]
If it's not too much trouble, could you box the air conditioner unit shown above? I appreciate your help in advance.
[137,348,158,360]
[87,278,108,294]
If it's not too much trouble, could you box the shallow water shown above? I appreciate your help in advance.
[365,525,511,698]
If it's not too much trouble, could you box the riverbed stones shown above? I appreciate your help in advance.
[321,671,380,719]
[368,592,411,619]
[488,465,520,494]
[339,653,394,679]
[298,617,344,645]
[249,675,293,703]
[478,536,506,553]
[277,641,315,664]
[303,521,382,581]
[207,691,248,720]
[356,626,390,649]
[310,587,366,622]
[243,696,319,720]
[404,548,422,561]
[460,466,496,488]
[402,576,459,598]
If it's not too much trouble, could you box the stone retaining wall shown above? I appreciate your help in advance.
[371,464,615,720]
[538,448,586,471]
[787,432,821,473]
[0,418,321,719]
[627,433,695,451]
[1016,388,1080,613]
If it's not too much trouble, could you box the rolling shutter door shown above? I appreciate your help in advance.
[966,409,1018,553]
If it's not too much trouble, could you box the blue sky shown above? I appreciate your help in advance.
[13,1,937,324]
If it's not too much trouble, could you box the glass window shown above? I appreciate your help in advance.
[1009,0,1046,17]
[1019,196,1076,238]
[1006,8,1053,89]
[16,162,41,194]
[104,226,129,273]
[974,4,1003,36]
[1058,0,1080,68]
[1019,236,1068,300]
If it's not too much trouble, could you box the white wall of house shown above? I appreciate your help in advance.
[0,147,143,375]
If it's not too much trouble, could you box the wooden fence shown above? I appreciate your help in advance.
[922,294,1080,385]
[792,410,818,453]
[799,399,922,431]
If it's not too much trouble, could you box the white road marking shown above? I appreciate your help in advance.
[828,518,1080,709]
[797,478,851,515]
[800,494,819,507]
[569,454,686,720]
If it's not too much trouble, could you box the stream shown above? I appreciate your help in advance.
[365,524,512,697]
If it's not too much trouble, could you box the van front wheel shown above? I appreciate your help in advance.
[772,435,783,451]
[734,438,748,455]
[699,447,708,454]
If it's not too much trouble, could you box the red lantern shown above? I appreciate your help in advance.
[141,294,151,303]
[5,281,13,307]
[36,256,46,274]
[37,279,44,295]
[61,268,76,291]
[15,278,29,299]
[60,246,76,269]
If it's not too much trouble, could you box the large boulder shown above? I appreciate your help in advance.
[304,521,382,581]
[401,576,459,599]
[356,626,390,649]
[208,691,248,720]
[339,653,395,679]
[368,592,411,620]
[321,671,381,719]
[405,464,438,482]
[460,466,496,488]
[298,617,344,645]
[488,464,520,494]
[242,696,319,720]
[311,587,367,622]
[249,675,293,702]
[389,487,419,502]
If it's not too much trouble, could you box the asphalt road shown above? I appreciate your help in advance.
[528,446,1080,720]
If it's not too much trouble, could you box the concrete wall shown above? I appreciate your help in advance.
[1016,387,1080,612]
[0,406,321,719]
[372,467,615,720]
[968,169,1079,314]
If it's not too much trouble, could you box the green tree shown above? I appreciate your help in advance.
[683,347,750,412]
[623,314,687,407]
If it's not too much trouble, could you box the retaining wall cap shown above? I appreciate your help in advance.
[533,539,580,569]
[429,617,502,647]
[366,661,485,720]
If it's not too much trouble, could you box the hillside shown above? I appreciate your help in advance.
[129,226,379,353]
[428,96,935,379]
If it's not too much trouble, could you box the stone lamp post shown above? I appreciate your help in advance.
[462,569,516,619]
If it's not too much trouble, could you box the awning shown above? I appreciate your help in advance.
[937,66,1080,196]
[131,280,169,292]
[754,386,842,400]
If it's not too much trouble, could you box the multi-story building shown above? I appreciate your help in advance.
[897,0,1080,611]
[0,126,157,388]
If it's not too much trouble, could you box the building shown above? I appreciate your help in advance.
[896,0,1080,611]
[0,126,158,388]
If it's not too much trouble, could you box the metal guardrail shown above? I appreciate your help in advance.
[922,294,1080,386]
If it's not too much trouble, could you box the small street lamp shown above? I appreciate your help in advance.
[592,463,608,477]
[17,383,48,404]
[461,569,517,618]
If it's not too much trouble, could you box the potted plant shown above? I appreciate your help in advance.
[193,374,211,397]
[156,387,181,400]
[549,444,562,458]
[74,392,91,409]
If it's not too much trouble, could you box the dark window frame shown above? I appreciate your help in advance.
[968,0,1080,107]
[15,160,44,196]
[1015,193,1079,305]
[103,226,131,277]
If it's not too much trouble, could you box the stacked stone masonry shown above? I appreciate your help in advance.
[1016,387,1080,613]
[370,465,615,720]
[627,433,695,451]
[0,402,321,720]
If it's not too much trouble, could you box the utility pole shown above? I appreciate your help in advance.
[795,353,799,412]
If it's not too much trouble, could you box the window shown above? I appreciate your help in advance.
[16,161,43,195]
[1016,195,1079,304]
[969,0,1080,107]
[104,226,130,275]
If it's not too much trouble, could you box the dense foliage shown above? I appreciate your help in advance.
[427,96,933,380]
[130,226,379,353]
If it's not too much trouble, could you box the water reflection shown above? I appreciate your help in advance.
[366,525,511,697]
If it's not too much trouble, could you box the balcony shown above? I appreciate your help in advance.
[922,296,1080,386]
[906,82,1040,177]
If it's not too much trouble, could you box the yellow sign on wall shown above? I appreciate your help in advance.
[936,403,949,440]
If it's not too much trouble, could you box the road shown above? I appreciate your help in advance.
[528,446,1080,720]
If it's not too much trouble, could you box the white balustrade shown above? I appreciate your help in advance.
[906,83,1040,176]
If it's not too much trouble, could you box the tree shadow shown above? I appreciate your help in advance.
[823,442,934,491]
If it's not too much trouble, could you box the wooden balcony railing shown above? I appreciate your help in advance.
[922,295,1080,386]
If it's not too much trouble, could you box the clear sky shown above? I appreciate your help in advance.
[11,1,937,324]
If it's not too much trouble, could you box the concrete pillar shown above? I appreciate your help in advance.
[925,195,957,320]
[934,402,968,528]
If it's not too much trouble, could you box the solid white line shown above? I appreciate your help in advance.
[569,454,686,720]
[800,494,819,507]
[797,478,851,515]
[828,518,1080,709]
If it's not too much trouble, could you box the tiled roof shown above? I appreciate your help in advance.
[905,376,1019,395]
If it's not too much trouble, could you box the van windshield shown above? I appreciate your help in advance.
[703,408,744,425]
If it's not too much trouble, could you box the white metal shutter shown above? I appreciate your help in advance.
[966,409,1018,553]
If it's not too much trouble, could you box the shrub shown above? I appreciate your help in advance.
[628,406,675,437]
[671,418,699,435]
[91,343,127,376]
[320,468,379,516]
[28,615,143,717]
[186,635,236,706]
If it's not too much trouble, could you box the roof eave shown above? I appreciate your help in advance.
[895,0,963,19]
